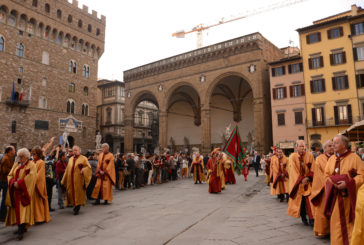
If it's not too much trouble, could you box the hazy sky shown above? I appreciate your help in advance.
[77,0,364,81]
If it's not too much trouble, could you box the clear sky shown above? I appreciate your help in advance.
[77,0,364,81]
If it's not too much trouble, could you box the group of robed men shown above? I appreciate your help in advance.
[3,143,115,240]
[268,135,364,245]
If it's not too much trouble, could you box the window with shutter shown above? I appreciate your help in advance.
[295,111,303,124]
[312,108,316,126]
[272,88,277,100]
[277,113,285,126]
[301,84,305,96]
[348,104,352,124]
[357,74,364,88]
[288,64,292,74]
[334,106,339,125]
[283,87,287,98]
[289,86,293,97]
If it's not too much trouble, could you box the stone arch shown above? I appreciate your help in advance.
[205,71,255,106]
[129,90,160,115]
[8,9,18,27]
[0,5,9,23]
[166,82,201,126]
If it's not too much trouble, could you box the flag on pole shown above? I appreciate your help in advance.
[19,87,23,101]
[11,81,15,101]
[222,125,247,173]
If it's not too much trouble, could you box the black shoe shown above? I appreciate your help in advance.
[92,200,101,205]
[103,201,109,205]
[17,233,23,240]
[73,206,80,215]
[280,198,284,202]
[302,219,309,226]
[59,206,64,209]
[49,208,55,212]
[194,182,197,184]
[309,219,314,227]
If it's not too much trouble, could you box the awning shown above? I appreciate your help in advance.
[340,120,364,141]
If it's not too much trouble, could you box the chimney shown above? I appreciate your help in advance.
[352,4,358,16]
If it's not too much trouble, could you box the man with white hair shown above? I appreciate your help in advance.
[324,135,364,245]
[5,148,37,240]
[287,140,315,226]
[91,143,115,205]
[310,139,334,238]
[61,146,92,215]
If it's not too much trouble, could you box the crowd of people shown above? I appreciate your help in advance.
[2,134,364,244]
[0,137,250,241]
[265,135,364,245]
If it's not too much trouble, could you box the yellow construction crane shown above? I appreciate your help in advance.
[172,0,309,48]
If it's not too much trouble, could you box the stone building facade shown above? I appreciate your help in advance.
[96,79,158,154]
[123,33,284,154]
[0,0,105,152]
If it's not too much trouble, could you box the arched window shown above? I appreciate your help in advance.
[56,32,63,44]
[16,43,24,57]
[36,22,43,36]
[82,103,89,116]
[67,14,72,23]
[78,19,82,28]
[57,9,62,19]
[83,65,90,78]
[77,39,83,52]
[19,14,27,30]
[67,99,75,114]
[0,37,4,52]
[84,42,89,54]
[0,6,7,23]
[71,36,77,49]
[69,83,75,93]
[32,0,38,7]
[96,28,100,36]
[88,24,92,32]
[8,10,17,27]
[83,86,88,96]
[44,26,51,39]
[64,34,70,47]
[73,61,77,73]
[27,18,36,33]
[45,3,50,13]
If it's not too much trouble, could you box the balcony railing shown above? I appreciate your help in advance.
[5,98,30,107]
[306,116,362,128]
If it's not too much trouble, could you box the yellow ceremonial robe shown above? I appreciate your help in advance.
[351,184,364,245]
[91,152,116,202]
[324,152,364,245]
[33,159,50,223]
[61,155,92,207]
[287,152,314,218]
[192,157,206,183]
[270,155,289,195]
[5,161,37,227]
[310,153,330,236]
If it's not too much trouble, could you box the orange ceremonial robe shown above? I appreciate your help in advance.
[351,183,364,245]
[287,152,314,219]
[192,157,206,183]
[33,159,50,223]
[5,161,37,227]
[270,155,289,195]
[61,155,92,207]
[91,152,116,202]
[324,152,364,245]
[310,153,330,236]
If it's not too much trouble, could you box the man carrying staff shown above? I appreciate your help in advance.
[61,146,92,215]
[324,135,364,245]
[91,143,116,205]
[287,140,315,226]
[270,148,289,202]
[310,140,333,238]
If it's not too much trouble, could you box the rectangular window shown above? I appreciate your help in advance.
[327,27,343,39]
[309,56,323,69]
[288,63,303,73]
[271,66,285,77]
[334,104,352,125]
[38,96,47,108]
[272,87,287,100]
[104,87,116,98]
[312,107,325,126]
[35,120,49,130]
[295,111,303,124]
[330,52,346,65]
[352,22,364,35]
[120,87,125,97]
[356,74,364,88]
[277,113,285,126]
[290,84,305,97]
[353,47,364,61]
[310,79,326,93]
[306,32,321,44]
[332,76,348,90]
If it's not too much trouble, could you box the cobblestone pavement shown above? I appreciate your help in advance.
[0,172,330,245]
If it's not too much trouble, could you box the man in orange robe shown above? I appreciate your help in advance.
[206,149,222,193]
[224,155,236,184]
[5,148,37,240]
[310,140,333,238]
[91,143,116,204]
[270,148,289,202]
[287,140,315,226]
[61,146,92,215]
[351,183,364,245]
[324,135,364,245]
[191,152,206,184]
[31,147,50,223]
